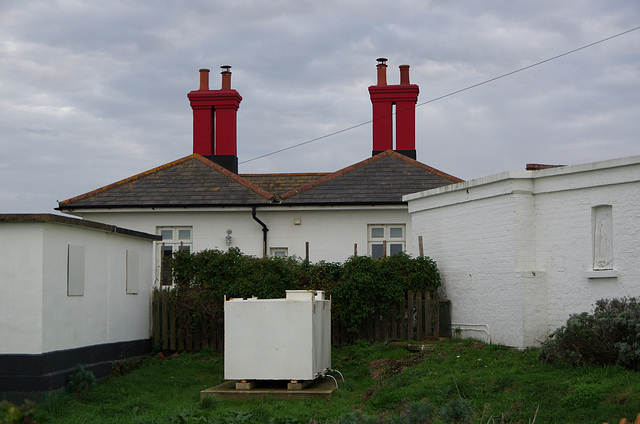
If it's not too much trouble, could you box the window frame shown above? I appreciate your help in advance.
[270,247,288,258]
[368,224,406,259]
[157,226,193,286]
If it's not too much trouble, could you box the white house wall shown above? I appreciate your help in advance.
[0,224,44,354]
[74,206,413,266]
[407,178,538,347]
[532,160,640,335]
[405,156,640,348]
[40,223,154,353]
[1,219,155,356]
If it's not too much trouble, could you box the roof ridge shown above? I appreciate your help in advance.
[193,155,274,200]
[387,151,464,183]
[240,172,331,177]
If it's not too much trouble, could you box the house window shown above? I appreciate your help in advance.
[592,205,613,270]
[157,227,193,286]
[368,224,405,259]
[270,247,288,258]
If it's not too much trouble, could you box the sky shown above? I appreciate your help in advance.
[1,1,639,214]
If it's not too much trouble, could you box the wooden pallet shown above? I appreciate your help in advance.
[233,379,316,390]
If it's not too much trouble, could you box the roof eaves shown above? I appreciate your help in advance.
[277,200,407,207]
[56,201,273,211]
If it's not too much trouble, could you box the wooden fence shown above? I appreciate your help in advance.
[152,289,448,352]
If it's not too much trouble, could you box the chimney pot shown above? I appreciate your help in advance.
[376,58,388,86]
[221,65,232,89]
[399,65,410,85]
[199,68,210,90]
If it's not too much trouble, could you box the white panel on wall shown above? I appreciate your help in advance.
[67,244,85,296]
[126,250,139,294]
[592,205,613,270]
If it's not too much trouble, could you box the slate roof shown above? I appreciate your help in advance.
[58,151,462,210]
[279,150,463,205]
[241,173,330,196]
[59,155,274,209]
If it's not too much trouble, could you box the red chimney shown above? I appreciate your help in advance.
[368,59,419,159]
[187,66,243,173]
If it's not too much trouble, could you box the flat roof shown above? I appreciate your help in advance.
[0,214,161,241]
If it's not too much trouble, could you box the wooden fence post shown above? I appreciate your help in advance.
[161,290,169,350]
[416,291,424,340]
[152,290,159,348]
[407,290,414,340]
[169,299,177,350]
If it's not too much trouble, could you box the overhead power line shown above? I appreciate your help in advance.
[240,25,640,165]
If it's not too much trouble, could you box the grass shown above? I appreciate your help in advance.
[31,339,640,423]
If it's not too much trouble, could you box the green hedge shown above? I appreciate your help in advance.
[169,247,440,334]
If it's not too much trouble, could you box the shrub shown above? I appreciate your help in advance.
[439,398,474,423]
[562,382,609,409]
[401,400,435,423]
[539,297,640,370]
[66,364,96,398]
[168,248,441,335]
[0,400,38,424]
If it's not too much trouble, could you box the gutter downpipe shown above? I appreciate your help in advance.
[252,206,269,257]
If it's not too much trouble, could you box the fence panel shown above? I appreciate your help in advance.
[152,289,444,351]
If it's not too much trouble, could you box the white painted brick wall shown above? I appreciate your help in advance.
[407,156,640,348]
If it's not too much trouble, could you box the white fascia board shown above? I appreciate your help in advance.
[63,207,255,214]
[404,155,640,210]
[406,172,533,213]
[63,205,408,214]
[257,204,407,212]
[532,157,640,195]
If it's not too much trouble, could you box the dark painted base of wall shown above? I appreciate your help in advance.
[0,339,151,399]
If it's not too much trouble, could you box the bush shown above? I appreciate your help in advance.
[0,400,38,424]
[66,364,96,398]
[562,382,609,409]
[169,249,441,335]
[401,400,435,423]
[539,297,640,370]
[439,398,474,423]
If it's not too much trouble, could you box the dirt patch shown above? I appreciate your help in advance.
[369,353,426,381]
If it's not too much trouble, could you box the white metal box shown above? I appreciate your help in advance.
[224,290,331,381]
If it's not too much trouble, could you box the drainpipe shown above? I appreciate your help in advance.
[252,206,269,257]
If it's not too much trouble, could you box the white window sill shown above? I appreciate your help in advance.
[586,270,619,279]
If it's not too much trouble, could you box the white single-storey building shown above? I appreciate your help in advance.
[0,214,159,396]
[405,155,640,348]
